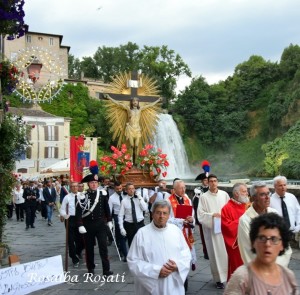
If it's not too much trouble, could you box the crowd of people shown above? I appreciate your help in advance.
[6,171,300,294]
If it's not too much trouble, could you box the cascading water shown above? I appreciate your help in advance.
[152,114,192,179]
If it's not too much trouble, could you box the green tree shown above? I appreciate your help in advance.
[94,42,140,82]
[81,56,99,79]
[262,121,300,177]
[68,54,81,79]
[229,55,280,110]
[140,45,191,108]
[280,44,300,79]
[174,76,214,144]
[93,42,191,107]
[0,115,29,243]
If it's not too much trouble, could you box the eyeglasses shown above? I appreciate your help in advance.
[256,235,282,245]
[257,192,271,198]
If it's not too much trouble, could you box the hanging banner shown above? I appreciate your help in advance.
[70,136,85,182]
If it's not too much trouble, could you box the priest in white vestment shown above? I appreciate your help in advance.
[127,200,192,295]
[197,174,230,289]
[238,181,292,267]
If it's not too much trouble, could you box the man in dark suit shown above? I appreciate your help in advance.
[76,173,113,276]
[43,180,57,226]
[23,180,39,230]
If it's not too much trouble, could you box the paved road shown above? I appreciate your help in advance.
[2,211,300,294]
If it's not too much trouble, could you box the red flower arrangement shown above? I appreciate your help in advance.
[100,144,133,176]
[137,144,169,178]
[0,60,19,94]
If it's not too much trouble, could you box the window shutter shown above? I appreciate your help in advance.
[55,147,58,158]
[44,126,49,141]
[44,147,48,158]
[54,126,59,141]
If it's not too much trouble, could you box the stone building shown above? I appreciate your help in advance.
[3,30,69,81]
[8,105,97,177]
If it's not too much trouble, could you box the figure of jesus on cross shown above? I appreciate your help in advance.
[102,71,161,164]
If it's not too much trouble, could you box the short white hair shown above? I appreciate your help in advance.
[273,175,287,186]
[173,179,184,189]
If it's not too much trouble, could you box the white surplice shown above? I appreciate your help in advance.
[238,205,292,267]
[127,222,192,295]
[197,189,230,283]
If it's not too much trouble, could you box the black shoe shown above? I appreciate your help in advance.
[25,226,29,230]
[48,222,52,226]
[31,225,35,228]
[204,253,209,260]
[123,258,127,262]
[21,218,24,221]
[103,270,113,276]
[107,240,112,246]
[216,282,225,289]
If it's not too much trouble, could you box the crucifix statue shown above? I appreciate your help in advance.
[102,71,162,164]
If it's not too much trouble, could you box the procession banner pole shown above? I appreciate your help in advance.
[64,203,69,271]
[110,227,122,261]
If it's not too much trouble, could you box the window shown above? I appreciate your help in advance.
[26,35,31,43]
[44,125,58,141]
[49,37,54,46]
[18,168,28,173]
[44,147,58,159]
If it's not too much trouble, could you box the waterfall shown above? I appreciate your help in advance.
[152,114,192,180]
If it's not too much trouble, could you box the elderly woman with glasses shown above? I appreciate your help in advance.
[225,213,298,295]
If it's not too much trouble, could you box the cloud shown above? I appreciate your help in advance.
[24,0,300,86]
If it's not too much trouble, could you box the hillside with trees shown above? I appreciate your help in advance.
[173,44,300,178]
[8,43,300,179]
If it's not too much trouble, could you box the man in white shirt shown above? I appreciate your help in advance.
[238,181,292,267]
[37,183,47,220]
[270,175,300,233]
[151,180,171,210]
[136,187,150,203]
[118,182,148,247]
[127,200,191,295]
[108,182,128,261]
[60,181,83,267]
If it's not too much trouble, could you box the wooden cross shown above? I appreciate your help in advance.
[99,71,159,102]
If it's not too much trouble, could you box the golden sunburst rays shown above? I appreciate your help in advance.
[107,72,160,96]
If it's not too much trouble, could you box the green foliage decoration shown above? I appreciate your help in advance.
[262,121,300,176]
[0,114,29,242]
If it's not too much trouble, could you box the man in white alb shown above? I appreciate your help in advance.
[197,174,230,289]
[127,200,191,295]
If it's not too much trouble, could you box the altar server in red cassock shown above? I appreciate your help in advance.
[221,183,249,281]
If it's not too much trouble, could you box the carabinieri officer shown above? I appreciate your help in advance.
[76,167,113,276]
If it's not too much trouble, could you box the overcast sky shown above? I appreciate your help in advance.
[24,0,300,91]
